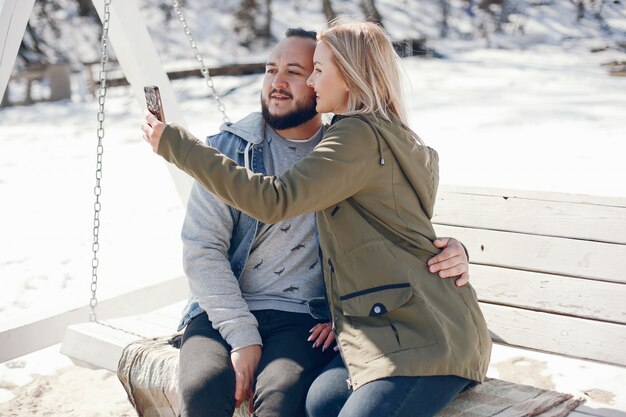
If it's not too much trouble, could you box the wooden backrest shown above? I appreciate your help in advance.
[432,185,626,367]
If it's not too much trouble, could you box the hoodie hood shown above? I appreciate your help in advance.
[219,112,266,145]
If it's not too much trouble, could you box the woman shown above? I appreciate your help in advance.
[142,21,491,417]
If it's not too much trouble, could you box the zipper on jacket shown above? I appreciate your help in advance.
[388,319,401,346]
[328,258,336,332]
[328,257,354,390]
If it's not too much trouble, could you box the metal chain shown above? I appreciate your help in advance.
[93,319,147,339]
[90,0,112,323]
[171,0,230,124]
[86,0,226,337]
[88,2,148,340]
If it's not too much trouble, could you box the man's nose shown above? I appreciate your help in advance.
[272,73,288,89]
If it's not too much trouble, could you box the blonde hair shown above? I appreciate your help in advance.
[318,20,423,145]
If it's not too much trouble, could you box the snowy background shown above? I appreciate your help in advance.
[1,0,625,391]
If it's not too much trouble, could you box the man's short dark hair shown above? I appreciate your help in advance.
[285,28,317,40]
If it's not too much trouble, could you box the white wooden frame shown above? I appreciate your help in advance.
[90,0,192,202]
[0,0,37,101]
[0,0,195,362]
[0,276,188,364]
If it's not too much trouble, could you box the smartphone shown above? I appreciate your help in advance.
[144,85,165,123]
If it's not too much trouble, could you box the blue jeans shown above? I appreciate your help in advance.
[305,354,472,417]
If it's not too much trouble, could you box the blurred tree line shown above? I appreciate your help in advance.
[17,0,622,67]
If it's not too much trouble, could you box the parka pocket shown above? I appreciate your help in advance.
[338,284,437,362]
[340,283,412,317]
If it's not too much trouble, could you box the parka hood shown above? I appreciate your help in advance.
[342,114,439,219]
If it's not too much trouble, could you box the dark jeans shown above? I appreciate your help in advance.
[178,310,337,417]
[306,354,472,417]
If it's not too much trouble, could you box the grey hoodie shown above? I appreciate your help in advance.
[181,113,325,351]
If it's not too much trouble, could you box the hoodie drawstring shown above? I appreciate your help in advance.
[377,135,385,166]
[243,141,251,169]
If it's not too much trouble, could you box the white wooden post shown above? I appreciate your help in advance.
[91,0,193,204]
[0,0,37,102]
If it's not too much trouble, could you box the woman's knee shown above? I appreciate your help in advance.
[305,365,351,417]
[337,375,472,417]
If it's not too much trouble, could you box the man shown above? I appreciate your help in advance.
[177,28,470,417]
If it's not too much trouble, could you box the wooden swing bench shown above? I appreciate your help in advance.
[61,185,626,417]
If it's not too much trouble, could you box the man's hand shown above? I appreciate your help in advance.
[428,237,469,287]
[230,344,262,412]
[140,110,166,153]
[308,322,336,351]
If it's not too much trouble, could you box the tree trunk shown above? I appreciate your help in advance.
[322,0,336,23]
[75,0,97,18]
[234,0,258,46]
[18,23,49,65]
[263,0,272,46]
[577,0,585,21]
[234,0,272,46]
[361,0,384,27]
[440,0,450,38]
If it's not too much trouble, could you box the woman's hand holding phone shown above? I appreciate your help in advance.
[141,110,166,153]
[144,85,165,123]
[141,85,166,152]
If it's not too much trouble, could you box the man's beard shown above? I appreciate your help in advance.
[261,91,317,130]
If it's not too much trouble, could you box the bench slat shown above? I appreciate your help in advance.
[61,302,184,372]
[434,225,626,283]
[435,188,626,244]
[481,303,626,367]
[471,265,626,324]
[438,185,626,208]
[62,320,146,371]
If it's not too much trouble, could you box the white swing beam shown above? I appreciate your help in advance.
[0,0,37,102]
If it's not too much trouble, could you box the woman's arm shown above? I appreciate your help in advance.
[145,114,379,223]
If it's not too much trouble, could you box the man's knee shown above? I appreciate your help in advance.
[255,385,303,417]
[179,366,235,417]
[253,363,311,417]
[178,313,234,416]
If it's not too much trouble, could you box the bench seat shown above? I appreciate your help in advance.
[61,185,626,416]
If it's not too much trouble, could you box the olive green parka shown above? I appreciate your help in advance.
[157,114,492,389]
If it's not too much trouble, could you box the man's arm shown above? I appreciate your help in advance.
[183,180,263,407]
[182,181,261,350]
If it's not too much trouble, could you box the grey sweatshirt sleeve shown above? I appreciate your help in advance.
[182,180,262,351]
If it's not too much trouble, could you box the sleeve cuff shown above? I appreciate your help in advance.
[226,326,263,353]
